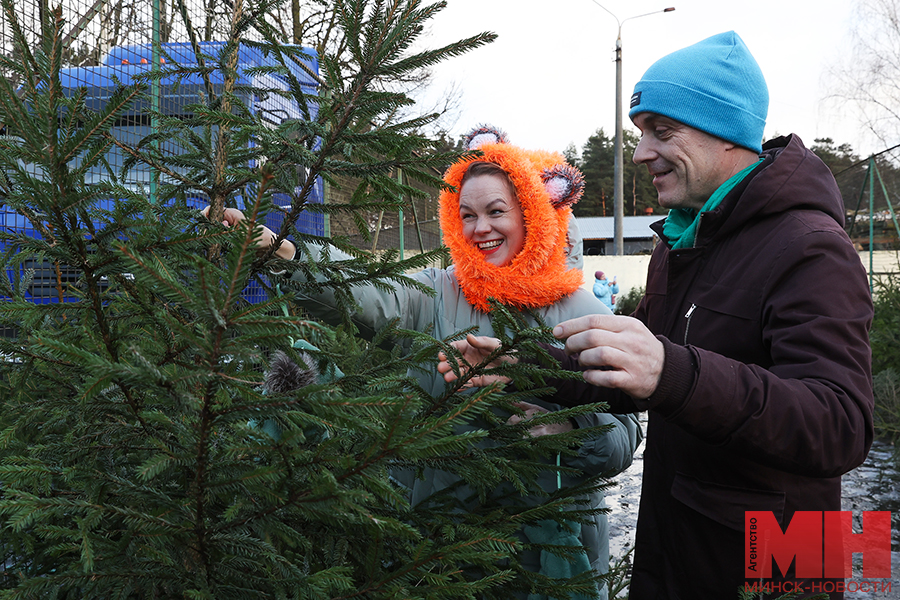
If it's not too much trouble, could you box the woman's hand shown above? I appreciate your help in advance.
[437,334,516,387]
[201,206,296,260]
[506,401,574,437]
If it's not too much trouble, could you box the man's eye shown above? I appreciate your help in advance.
[655,126,675,138]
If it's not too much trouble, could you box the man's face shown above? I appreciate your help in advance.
[632,113,737,211]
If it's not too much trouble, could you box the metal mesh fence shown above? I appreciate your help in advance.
[1,0,331,307]
[326,170,446,267]
[2,1,256,69]
[833,154,900,253]
[1,0,446,310]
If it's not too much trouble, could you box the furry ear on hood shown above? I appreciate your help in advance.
[256,349,325,443]
[264,350,318,393]
[464,125,510,149]
[541,163,584,210]
[440,125,586,311]
[462,125,584,210]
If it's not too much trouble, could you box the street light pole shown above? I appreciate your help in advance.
[614,27,624,256]
[592,3,674,255]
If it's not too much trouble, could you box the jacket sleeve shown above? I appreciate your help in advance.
[647,228,874,478]
[564,411,642,477]
[537,291,643,477]
[528,370,642,477]
[532,229,873,479]
[526,345,641,415]
[286,244,437,340]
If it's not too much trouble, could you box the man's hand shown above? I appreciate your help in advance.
[437,334,516,387]
[201,206,296,260]
[553,315,664,399]
[506,401,573,437]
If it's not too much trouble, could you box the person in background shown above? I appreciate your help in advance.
[437,33,873,600]
[591,271,618,312]
[204,126,642,599]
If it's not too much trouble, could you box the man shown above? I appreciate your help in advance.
[439,31,874,599]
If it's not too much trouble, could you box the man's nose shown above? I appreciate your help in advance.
[633,137,652,165]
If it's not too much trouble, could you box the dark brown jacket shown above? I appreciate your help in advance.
[545,134,874,599]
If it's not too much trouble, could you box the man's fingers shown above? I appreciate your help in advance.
[582,368,624,389]
[571,336,640,366]
[553,314,621,341]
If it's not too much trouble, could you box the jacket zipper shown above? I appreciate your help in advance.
[684,304,697,345]
[682,213,701,345]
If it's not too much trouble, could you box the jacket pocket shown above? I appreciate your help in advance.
[671,472,785,532]
[685,286,762,361]
[691,283,758,320]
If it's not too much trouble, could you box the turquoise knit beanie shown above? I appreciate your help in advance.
[628,31,768,153]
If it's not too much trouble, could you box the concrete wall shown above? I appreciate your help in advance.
[863,250,900,278]
[580,255,651,300]
[579,250,900,301]
[404,248,898,300]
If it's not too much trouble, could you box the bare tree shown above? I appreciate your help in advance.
[266,0,465,138]
[2,0,465,137]
[96,0,144,64]
[827,0,900,161]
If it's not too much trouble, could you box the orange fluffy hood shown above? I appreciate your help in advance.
[440,127,585,312]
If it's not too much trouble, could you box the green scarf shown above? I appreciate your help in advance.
[662,159,762,250]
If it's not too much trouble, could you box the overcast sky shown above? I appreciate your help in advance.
[420,0,880,158]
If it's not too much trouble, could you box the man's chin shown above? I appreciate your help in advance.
[655,195,676,210]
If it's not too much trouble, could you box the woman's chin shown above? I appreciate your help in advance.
[482,252,508,267]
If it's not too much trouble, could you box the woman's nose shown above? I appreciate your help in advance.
[473,216,491,233]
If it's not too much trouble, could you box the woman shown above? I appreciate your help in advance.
[592,271,618,312]
[208,126,641,599]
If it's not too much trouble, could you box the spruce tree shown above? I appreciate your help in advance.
[0,1,615,598]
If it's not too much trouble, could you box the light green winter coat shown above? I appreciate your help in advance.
[286,127,639,599]
[288,242,641,599]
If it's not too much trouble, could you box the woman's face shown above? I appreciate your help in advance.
[459,173,526,267]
